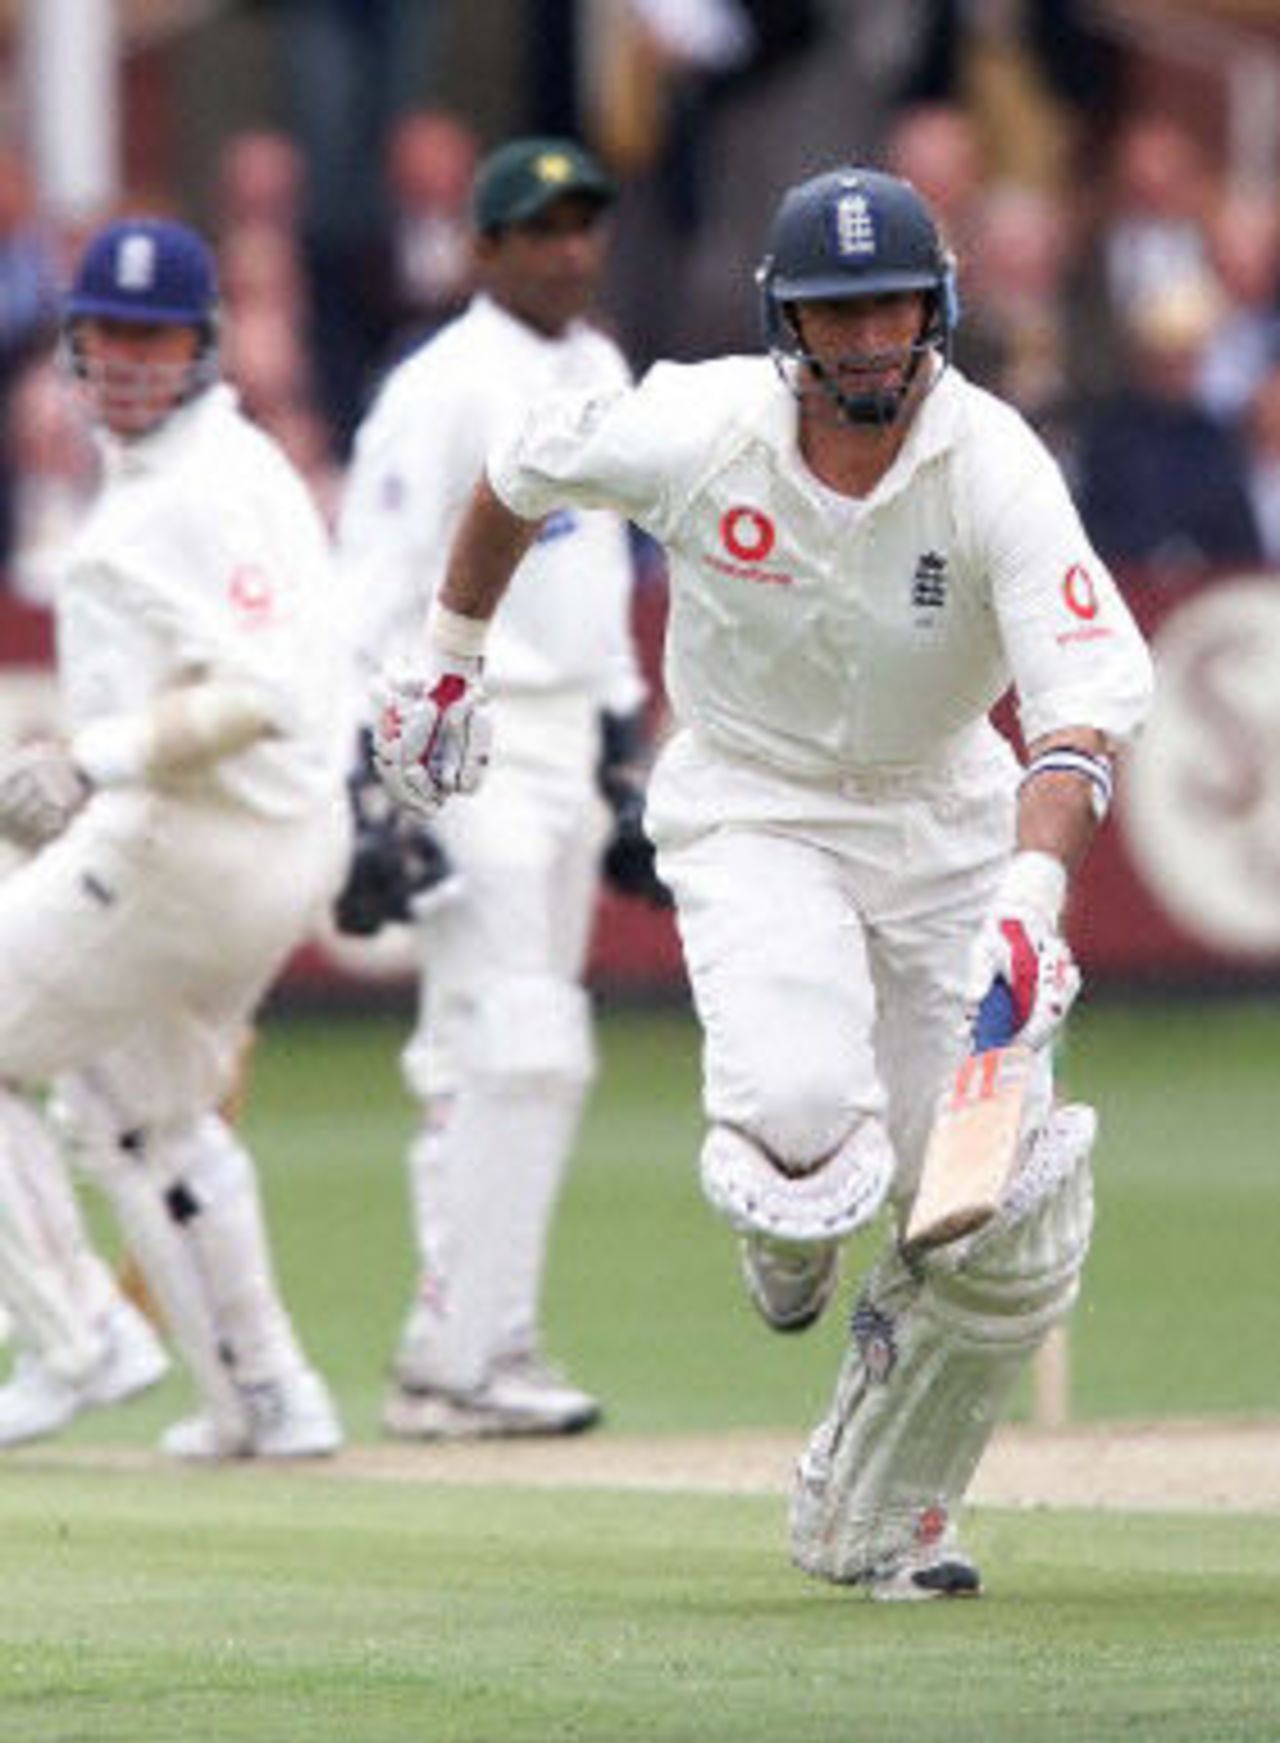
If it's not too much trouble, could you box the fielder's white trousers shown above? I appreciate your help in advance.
[394,689,608,1387]
[403,689,608,1097]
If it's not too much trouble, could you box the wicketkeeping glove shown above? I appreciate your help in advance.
[0,740,90,851]
[596,708,672,909]
[372,653,493,818]
[334,730,458,936]
[964,850,1080,1050]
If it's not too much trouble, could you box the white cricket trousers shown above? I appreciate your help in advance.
[0,787,348,1127]
[646,725,1023,1200]
[394,689,606,1389]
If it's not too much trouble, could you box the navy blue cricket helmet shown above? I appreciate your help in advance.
[757,167,958,425]
[64,218,221,425]
[66,217,219,328]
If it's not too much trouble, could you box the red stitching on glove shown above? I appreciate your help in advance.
[999,917,1039,1031]
[429,674,468,709]
[416,674,470,774]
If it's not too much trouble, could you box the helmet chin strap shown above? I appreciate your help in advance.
[783,301,942,428]
[806,350,922,428]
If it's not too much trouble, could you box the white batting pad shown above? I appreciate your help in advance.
[926,1102,1097,1276]
[101,1158,249,1453]
[397,1076,587,1395]
[791,1116,1094,1585]
[168,1116,312,1390]
[701,1119,894,1242]
[53,1080,251,1450]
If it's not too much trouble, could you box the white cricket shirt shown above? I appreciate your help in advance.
[57,384,345,817]
[339,294,644,715]
[490,357,1154,777]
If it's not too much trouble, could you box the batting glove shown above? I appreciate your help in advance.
[372,656,493,819]
[0,740,90,851]
[964,851,1080,1050]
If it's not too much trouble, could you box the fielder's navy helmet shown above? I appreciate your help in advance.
[758,167,957,425]
[65,217,219,328]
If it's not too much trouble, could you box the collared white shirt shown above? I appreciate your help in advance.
[490,358,1153,776]
[338,293,644,715]
[56,384,345,817]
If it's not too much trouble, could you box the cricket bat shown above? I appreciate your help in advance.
[902,981,1031,1259]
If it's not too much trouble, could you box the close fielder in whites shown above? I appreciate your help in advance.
[375,166,1154,1596]
[0,218,346,1458]
[338,138,663,1440]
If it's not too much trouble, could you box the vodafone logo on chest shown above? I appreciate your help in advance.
[705,504,793,587]
[227,563,277,627]
[721,506,775,563]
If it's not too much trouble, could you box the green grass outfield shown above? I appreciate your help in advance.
[3,1468,1278,1743]
[2,996,1279,1740]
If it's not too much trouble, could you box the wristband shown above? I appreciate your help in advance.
[1021,747,1113,821]
[428,602,490,662]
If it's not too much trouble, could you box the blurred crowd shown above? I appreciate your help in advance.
[2,0,1280,604]
[898,103,1280,576]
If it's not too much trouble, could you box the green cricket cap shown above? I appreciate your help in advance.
[472,137,617,232]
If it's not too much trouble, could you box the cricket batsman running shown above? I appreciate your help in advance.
[0,217,347,1457]
[374,166,1153,1597]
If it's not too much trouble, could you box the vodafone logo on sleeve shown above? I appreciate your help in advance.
[1064,564,1098,618]
[1056,562,1112,644]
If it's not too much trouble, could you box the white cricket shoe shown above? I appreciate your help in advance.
[740,1235,840,1332]
[160,1367,343,1461]
[0,1358,84,1445]
[864,1538,983,1603]
[382,1351,602,1441]
[84,1298,171,1405]
[0,1298,170,1448]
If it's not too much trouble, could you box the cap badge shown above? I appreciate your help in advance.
[534,152,574,185]
[116,234,157,290]
[833,191,876,258]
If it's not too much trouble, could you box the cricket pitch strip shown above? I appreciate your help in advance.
[16,1419,1280,1512]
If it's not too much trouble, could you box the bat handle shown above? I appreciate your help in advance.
[972,979,1018,1053]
